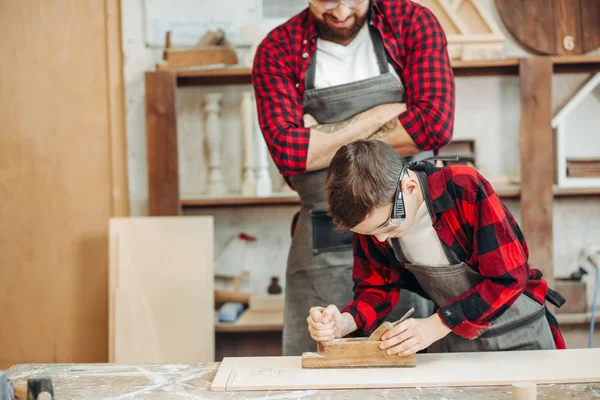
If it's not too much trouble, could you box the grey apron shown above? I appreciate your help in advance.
[388,169,556,352]
[283,26,434,356]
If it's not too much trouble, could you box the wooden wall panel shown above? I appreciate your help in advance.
[0,0,124,368]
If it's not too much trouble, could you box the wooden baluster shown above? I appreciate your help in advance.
[252,97,272,197]
[204,93,228,197]
[240,91,257,196]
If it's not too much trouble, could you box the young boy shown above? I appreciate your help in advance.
[306,140,565,356]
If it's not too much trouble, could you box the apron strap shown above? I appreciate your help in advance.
[546,287,566,308]
[305,49,318,91]
[304,25,391,91]
[369,26,390,75]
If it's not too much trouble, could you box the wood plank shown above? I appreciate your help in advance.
[581,0,600,53]
[109,217,214,363]
[0,0,114,369]
[212,349,600,391]
[159,47,238,70]
[5,363,598,399]
[176,67,253,78]
[519,57,554,286]
[551,55,600,64]
[105,0,129,217]
[145,71,180,216]
[182,195,300,208]
[553,186,600,196]
[553,0,582,55]
[452,58,519,77]
[177,67,253,86]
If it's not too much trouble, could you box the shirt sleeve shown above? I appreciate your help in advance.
[341,234,402,335]
[251,38,310,176]
[436,172,529,339]
[398,5,455,151]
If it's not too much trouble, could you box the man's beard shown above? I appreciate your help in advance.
[314,12,368,44]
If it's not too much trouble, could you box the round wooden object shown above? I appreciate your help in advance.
[495,0,600,55]
[512,382,537,400]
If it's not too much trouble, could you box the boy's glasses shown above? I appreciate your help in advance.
[366,155,460,236]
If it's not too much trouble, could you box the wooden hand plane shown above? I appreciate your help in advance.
[301,308,416,368]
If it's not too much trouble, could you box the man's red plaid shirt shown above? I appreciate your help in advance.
[252,0,456,176]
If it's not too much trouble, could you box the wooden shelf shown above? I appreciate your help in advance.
[556,312,600,325]
[553,187,600,197]
[492,184,521,198]
[169,56,600,87]
[182,184,600,208]
[215,309,284,333]
[177,67,252,86]
[452,58,519,76]
[182,195,299,208]
[552,55,600,74]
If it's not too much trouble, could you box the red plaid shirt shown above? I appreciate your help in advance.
[252,0,455,176]
[342,163,566,349]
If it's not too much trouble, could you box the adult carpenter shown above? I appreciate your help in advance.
[252,0,456,356]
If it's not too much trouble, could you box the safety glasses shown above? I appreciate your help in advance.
[308,0,368,10]
[365,155,459,236]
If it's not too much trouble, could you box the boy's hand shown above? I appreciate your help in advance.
[307,305,357,341]
[380,313,451,356]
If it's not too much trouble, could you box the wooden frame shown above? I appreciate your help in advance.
[552,73,600,189]
[413,0,506,60]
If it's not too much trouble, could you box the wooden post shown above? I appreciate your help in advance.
[519,57,554,287]
[145,71,181,216]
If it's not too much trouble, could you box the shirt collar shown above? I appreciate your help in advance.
[413,163,456,220]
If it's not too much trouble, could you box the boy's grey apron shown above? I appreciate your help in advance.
[388,169,556,352]
[283,26,434,356]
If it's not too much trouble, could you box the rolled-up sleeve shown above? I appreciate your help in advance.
[398,6,455,151]
[252,39,310,176]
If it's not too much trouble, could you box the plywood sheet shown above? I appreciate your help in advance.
[212,349,600,391]
[0,0,119,369]
[109,216,214,363]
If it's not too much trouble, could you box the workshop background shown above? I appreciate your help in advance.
[1,0,600,369]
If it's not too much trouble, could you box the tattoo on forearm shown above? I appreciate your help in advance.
[312,115,358,133]
[370,118,399,139]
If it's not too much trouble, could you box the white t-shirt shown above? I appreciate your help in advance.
[314,24,400,89]
[396,201,451,266]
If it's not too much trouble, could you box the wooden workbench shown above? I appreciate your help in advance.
[6,363,599,399]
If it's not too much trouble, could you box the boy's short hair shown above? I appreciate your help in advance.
[326,140,406,232]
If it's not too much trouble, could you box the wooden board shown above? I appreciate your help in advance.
[0,0,120,369]
[158,47,238,70]
[145,71,181,216]
[212,349,600,391]
[496,0,600,55]
[519,57,554,286]
[109,217,214,363]
[7,363,598,399]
